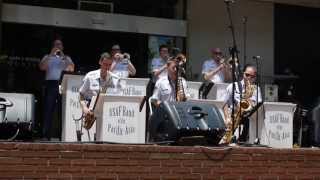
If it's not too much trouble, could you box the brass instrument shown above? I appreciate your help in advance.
[222,78,255,144]
[83,94,99,130]
[172,53,187,102]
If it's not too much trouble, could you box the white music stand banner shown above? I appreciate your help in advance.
[60,74,96,142]
[249,102,296,148]
[207,82,230,101]
[95,95,146,144]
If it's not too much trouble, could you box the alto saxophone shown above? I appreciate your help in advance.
[221,79,255,144]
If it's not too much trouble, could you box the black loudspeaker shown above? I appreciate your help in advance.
[149,101,225,145]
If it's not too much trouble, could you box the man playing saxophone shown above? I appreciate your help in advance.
[150,58,190,107]
[79,52,121,129]
[222,64,262,143]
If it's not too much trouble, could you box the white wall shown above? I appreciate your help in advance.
[187,0,274,80]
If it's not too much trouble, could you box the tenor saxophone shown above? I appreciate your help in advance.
[221,79,255,144]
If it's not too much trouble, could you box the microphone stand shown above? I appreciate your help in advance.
[254,56,261,145]
[243,16,248,66]
[225,0,242,144]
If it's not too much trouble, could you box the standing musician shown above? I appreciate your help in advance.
[109,44,136,78]
[202,48,232,83]
[79,52,121,118]
[39,39,74,141]
[222,64,262,143]
[151,44,170,83]
[150,57,190,107]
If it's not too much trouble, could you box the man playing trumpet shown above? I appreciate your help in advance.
[110,44,136,78]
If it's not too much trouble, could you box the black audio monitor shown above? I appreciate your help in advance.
[149,101,225,145]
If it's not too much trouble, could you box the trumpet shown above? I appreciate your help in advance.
[220,57,238,67]
[115,53,130,60]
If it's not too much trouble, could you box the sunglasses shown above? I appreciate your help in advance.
[213,52,222,55]
[244,73,256,78]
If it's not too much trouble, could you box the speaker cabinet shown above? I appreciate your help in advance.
[149,101,225,145]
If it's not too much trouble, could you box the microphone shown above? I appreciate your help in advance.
[253,56,261,60]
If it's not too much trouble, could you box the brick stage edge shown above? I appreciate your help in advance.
[0,142,319,179]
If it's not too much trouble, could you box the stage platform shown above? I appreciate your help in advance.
[0,142,319,179]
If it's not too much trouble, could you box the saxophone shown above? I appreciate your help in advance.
[174,54,187,102]
[221,79,255,144]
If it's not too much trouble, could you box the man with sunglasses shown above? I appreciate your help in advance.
[222,64,262,143]
[202,48,231,83]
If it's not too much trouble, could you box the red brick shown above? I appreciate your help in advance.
[170,167,191,174]
[48,158,71,166]
[223,175,243,180]
[243,176,264,180]
[71,159,96,166]
[269,167,286,175]
[161,160,181,167]
[250,167,269,174]
[231,168,249,175]
[181,174,201,180]
[118,174,139,180]
[260,175,279,180]
[139,174,161,180]
[0,165,35,172]
[83,152,105,159]
[47,173,72,179]
[162,175,182,180]
[23,158,48,165]
[222,162,242,168]
[128,152,149,160]
[191,167,212,174]
[0,143,17,150]
[171,153,194,160]
[149,153,171,160]
[105,152,129,159]
[297,175,315,180]
[60,151,83,159]
[181,160,201,167]
[0,157,23,164]
[96,174,118,180]
[150,167,170,174]
[287,168,308,175]
[36,166,59,173]
[59,166,82,173]
[83,166,106,173]
[229,154,251,161]
[202,161,223,168]
[202,175,221,180]
[278,175,296,180]
[212,167,232,175]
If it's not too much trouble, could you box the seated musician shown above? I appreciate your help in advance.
[222,64,262,143]
[202,48,232,83]
[79,52,121,117]
[150,59,190,107]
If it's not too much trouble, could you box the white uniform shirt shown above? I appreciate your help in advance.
[202,59,224,83]
[41,55,73,80]
[151,76,190,102]
[79,69,121,100]
[111,59,130,78]
[223,80,262,107]
[151,57,167,82]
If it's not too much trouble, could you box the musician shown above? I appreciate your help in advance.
[110,44,136,78]
[151,59,190,107]
[202,48,232,83]
[222,64,262,142]
[151,44,170,82]
[79,52,121,116]
[39,39,74,140]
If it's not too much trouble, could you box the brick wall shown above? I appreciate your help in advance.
[0,142,319,179]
